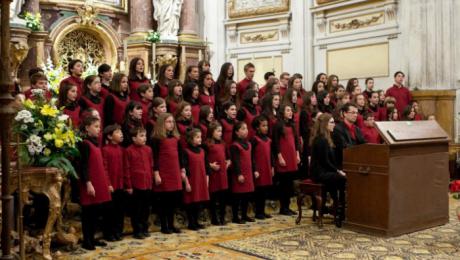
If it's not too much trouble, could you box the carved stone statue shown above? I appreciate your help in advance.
[10,0,26,26]
[153,0,183,41]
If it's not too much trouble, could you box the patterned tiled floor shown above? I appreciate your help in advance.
[58,199,460,259]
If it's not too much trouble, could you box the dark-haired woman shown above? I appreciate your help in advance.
[128,58,150,101]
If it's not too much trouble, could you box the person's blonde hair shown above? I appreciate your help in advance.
[310,113,334,148]
[152,113,180,140]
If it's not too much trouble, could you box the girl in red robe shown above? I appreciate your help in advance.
[174,101,194,148]
[151,113,185,234]
[146,97,167,140]
[183,81,201,125]
[58,82,81,128]
[165,79,183,114]
[78,116,111,250]
[128,57,150,101]
[273,104,300,215]
[183,129,210,230]
[198,105,214,138]
[198,71,216,109]
[154,64,174,99]
[230,121,258,224]
[103,73,130,126]
[79,75,105,125]
[251,115,274,219]
[205,122,230,225]
[220,101,237,146]
[237,89,260,140]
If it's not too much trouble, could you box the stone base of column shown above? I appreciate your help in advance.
[178,33,202,44]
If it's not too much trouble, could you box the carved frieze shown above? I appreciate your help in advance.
[241,30,278,44]
[330,12,384,33]
[228,0,290,19]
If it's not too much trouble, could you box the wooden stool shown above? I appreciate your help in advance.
[295,179,324,227]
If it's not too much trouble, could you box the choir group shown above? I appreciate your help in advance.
[22,58,424,251]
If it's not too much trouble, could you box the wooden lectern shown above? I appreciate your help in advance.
[343,120,450,236]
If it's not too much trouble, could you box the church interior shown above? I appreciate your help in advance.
[1,0,460,259]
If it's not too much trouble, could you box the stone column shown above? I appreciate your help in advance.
[130,0,153,35]
[25,0,40,13]
[400,0,460,90]
[179,0,199,41]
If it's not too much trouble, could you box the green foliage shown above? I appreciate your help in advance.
[13,93,81,179]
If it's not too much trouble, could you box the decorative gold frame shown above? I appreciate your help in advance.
[329,12,385,33]
[227,0,290,19]
[240,30,279,44]
[39,0,128,13]
[50,16,120,69]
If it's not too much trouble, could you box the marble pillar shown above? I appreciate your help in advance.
[130,0,153,36]
[25,0,40,13]
[400,0,460,90]
[179,0,199,41]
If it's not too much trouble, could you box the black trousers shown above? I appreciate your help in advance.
[186,202,203,228]
[209,190,227,222]
[130,189,151,235]
[275,172,295,211]
[81,203,105,246]
[231,192,251,220]
[104,189,125,237]
[254,186,271,215]
[156,191,182,231]
[315,171,346,206]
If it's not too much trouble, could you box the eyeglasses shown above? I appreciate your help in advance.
[346,111,358,115]
[328,121,335,124]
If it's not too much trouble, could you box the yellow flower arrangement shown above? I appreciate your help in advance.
[14,93,81,179]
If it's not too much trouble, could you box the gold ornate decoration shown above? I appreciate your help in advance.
[228,0,290,19]
[10,41,29,79]
[56,29,105,70]
[330,12,384,33]
[316,0,341,4]
[76,2,99,26]
[9,167,73,260]
[40,0,128,13]
[157,52,178,68]
[241,30,278,44]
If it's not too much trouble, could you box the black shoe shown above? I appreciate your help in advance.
[104,235,116,242]
[94,240,107,247]
[255,214,265,220]
[242,216,255,222]
[161,228,172,234]
[264,213,273,219]
[143,232,151,238]
[196,223,205,229]
[171,227,182,233]
[279,209,291,216]
[232,218,246,224]
[82,242,95,251]
[133,233,145,239]
[114,233,123,241]
[188,225,199,231]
